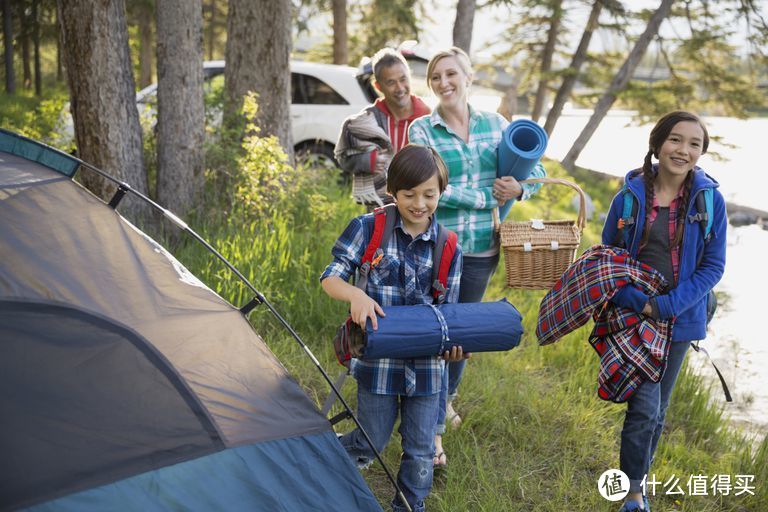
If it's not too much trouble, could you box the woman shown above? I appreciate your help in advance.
[409,47,545,467]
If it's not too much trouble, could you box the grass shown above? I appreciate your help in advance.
[10,90,764,511]
[170,159,766,511]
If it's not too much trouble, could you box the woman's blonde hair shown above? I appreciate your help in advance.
[425,47,474,92]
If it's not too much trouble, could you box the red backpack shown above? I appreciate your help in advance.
[334,204,458,366]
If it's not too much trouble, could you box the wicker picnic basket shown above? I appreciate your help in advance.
[496,177,586,290]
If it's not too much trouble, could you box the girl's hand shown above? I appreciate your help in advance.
[442,346,472,362]
[641,301,653,316]
[350,289,385,330]
[493,176,523,203]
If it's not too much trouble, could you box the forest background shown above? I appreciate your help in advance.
[2,1,768,510]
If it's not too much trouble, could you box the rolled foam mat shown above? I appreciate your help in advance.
[360,299,524,360]
[497,119,548,220]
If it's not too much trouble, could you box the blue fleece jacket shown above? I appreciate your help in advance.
[602,166,727,342]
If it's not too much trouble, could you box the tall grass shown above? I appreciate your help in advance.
[170,152,766,511]
[16,86,761,510]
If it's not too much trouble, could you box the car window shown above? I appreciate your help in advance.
[292,73,348,105]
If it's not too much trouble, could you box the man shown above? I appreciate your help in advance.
[335,48,431,209]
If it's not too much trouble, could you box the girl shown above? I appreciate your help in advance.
[409,47,546,465]
[602,111,727,511]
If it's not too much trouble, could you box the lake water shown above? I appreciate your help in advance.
[544,110,768,438]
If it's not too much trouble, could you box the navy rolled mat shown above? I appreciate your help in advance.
[497,119,548,220]
[361,299,524,360]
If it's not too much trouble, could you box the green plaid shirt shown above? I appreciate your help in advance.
[409,107,546,254]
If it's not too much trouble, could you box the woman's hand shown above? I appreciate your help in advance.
[441,346,472,362]
[493,176,523,205]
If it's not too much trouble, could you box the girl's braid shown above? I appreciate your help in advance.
[672,170,694,248]
[639,150,655,250]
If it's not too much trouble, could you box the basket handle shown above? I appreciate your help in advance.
[519,177,587,231]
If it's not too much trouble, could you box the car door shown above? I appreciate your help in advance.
[291,72,360,149]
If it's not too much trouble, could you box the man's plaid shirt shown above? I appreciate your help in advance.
[321,210,462,396]
[409,106,546,254]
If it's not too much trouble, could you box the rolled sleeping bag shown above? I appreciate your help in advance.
[496,119,548,220]
[360,299,524,360]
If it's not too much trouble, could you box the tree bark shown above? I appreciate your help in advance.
[452,0,475,53]
[561,0,674,171]
[531,0,563,122]
[206,0,215,60]
[32,0,41,96]
[544,0,602,136]
[225,0,293,161]
[332,0,347,65]
[156,0,205,218]
[55,3,62,82]
[20,5,30,89]
[3,0,14,93]
[57,0,148,220]
[137,0,153,88]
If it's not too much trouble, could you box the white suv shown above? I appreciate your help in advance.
[138,60,376,162]
[61,60,377,163]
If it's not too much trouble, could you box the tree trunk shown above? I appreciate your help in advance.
[531,0,563,122]
[138,0,153,88]
[206,0,215,60]
[55,3,62,82]
[32,0,41,96]
[332,0,347,65]
[452,0,475,53]
[225,0,293,162]
[561,0,674,171]
[3,0,14,93]
[156,0,205,218]
[57,0,148,220]
[544,0,602,136]
[20,7,30,90]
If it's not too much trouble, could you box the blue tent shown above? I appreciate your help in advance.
[0,130,381,511]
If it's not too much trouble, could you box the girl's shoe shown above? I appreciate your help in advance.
[618,500,644,512]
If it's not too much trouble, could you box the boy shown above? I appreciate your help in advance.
[321,144,464,512]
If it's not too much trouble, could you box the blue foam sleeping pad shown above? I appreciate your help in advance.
[360,299,524,360]
[497,119,548,220]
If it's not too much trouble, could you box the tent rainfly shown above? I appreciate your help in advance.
[0,129,382,512]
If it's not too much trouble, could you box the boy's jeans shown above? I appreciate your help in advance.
[340,387,439,512]
[620,341,690,493]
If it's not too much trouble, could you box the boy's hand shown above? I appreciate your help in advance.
[350,288,385,330]
[441,346,472,362]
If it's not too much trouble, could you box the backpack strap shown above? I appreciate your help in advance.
[689,187,714,243]
[358,205,457,304]
[614,185,638,248]
[431,226,458,304]
[689,187,714,269]
[356,204,397,292]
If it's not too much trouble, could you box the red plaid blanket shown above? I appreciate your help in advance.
[536,245,671,402]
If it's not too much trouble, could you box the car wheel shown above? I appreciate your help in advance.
[295,141,336,167]
[294,141,349,184]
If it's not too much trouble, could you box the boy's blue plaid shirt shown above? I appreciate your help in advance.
[321,211,462,396]
[409,107,546,254]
